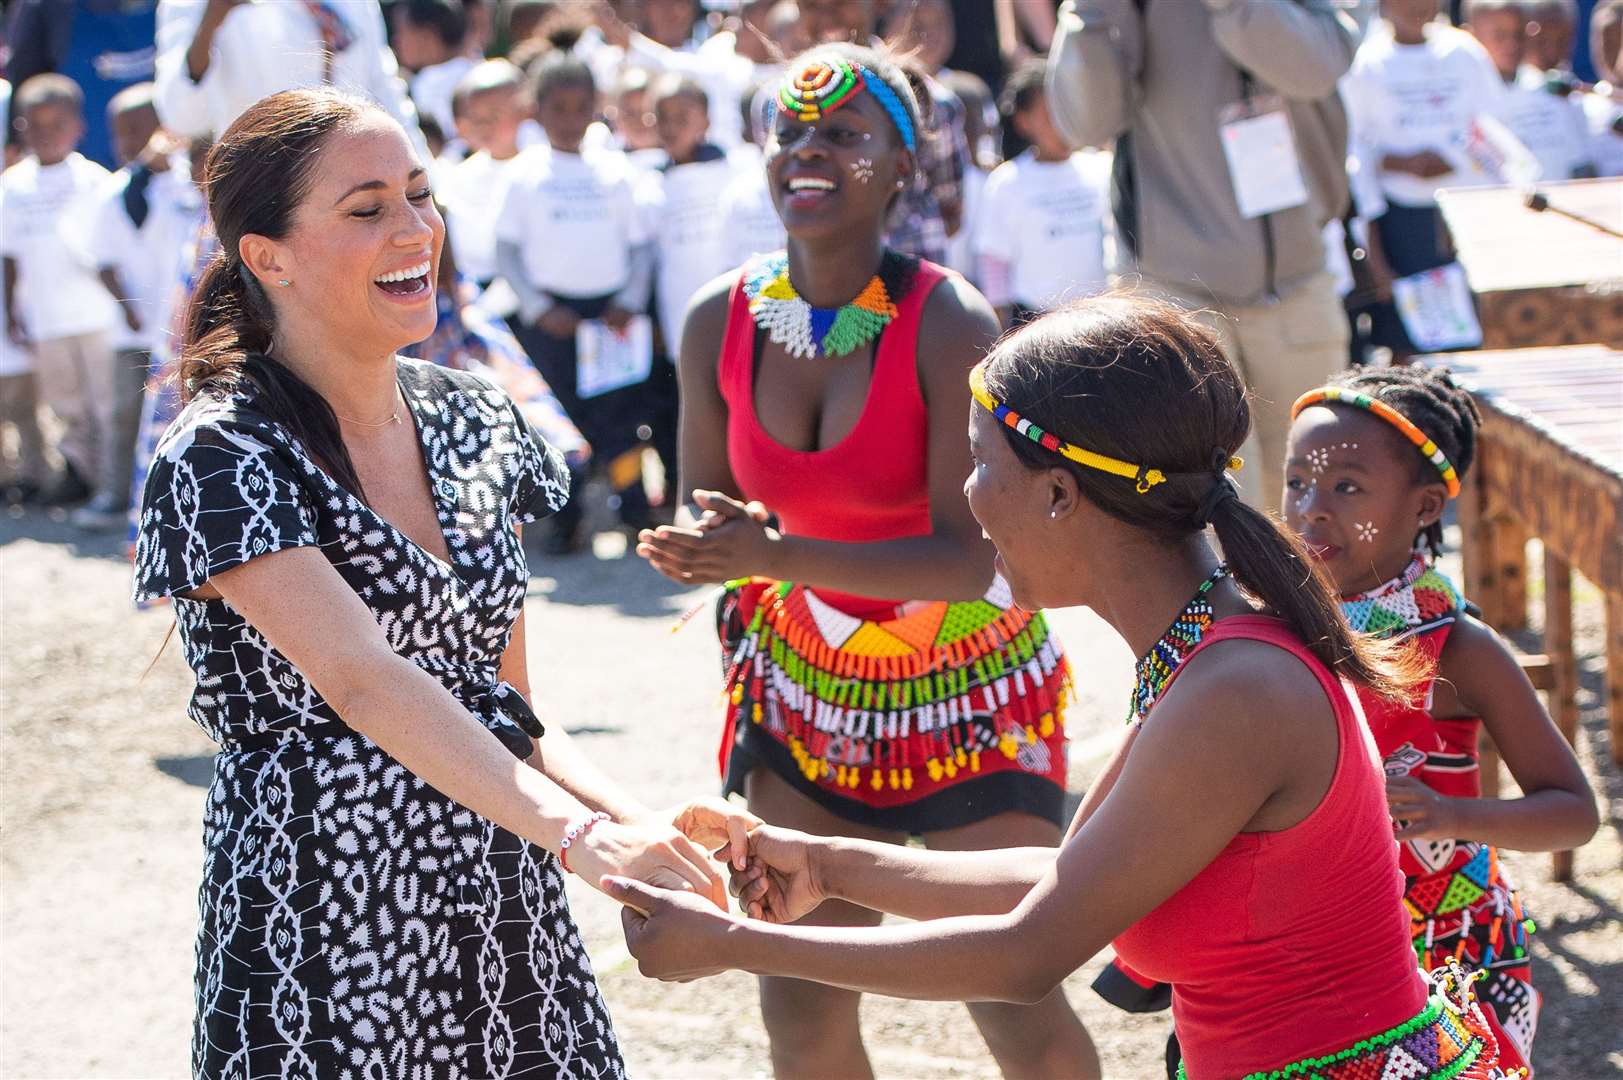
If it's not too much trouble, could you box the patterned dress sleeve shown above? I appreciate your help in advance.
[131,411,319,603]
[507,397,572,524]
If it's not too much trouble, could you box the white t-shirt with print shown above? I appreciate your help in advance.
[1502,68,1594,181]
[0,154,118,341]
[974,149,1113,311]
[442,150,524,285]
[637,150,735,354]
[78,163,204,352]
[1582,91,1623,177]
[493,145,648,299]
[719,149,786,269]
[1343,23,1511,207]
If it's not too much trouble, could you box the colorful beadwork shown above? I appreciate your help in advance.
[1292,386,1462,499]
[1127,566,1227,725]
[774,57,916,150]
[722,576,1069,799]
[1175,961,1518,1079]
[970,363,1243,494]
[742,250,910,360]
[1340,553,1465,640]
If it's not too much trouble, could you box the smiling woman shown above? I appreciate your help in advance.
[133,88,758,1078]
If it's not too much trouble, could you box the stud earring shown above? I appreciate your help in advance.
[277,279,291,287]
[1049,510,1057,519]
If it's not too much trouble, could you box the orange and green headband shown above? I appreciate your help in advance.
[774,57,917,150]
[1291,386,1461,499]
[969,364,1241,494]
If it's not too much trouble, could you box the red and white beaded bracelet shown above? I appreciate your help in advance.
[558,811,611,874]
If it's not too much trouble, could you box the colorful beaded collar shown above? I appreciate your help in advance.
[775,57,916,150]
[1292,386,1461,499]
[742,250,914,360]
[970,363,1243,494]
[1128,565,1228,725]
[1340,553,1464,640]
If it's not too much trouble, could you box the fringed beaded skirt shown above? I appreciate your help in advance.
[717,575,1069,832]
[1176,962,1516,1080]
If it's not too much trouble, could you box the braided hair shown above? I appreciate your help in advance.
[1329,366,1482,558]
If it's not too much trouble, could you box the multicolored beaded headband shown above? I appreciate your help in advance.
[1291,386,1461,499]
[774,57,917,151]
[970,364,1243,494]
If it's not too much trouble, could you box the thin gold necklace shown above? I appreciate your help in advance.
[333,387,405,428]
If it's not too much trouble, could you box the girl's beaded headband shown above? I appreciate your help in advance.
[774,57,917,151]
[1291,386,1461,499]
[970,364,1242,494]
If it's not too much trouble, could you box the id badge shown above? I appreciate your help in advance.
[1218,95,1310,220]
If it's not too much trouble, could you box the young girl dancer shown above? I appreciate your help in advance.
[1284,367,1598,1071]
[635,44,1094,1079]
[618,297,1525,1080]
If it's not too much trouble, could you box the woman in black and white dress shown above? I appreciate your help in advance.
[133,88,754,1078]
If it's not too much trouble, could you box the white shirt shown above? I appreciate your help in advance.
[411,55,476,142]
[154,0,423,152]
[1502,68,1594,182]
[1582,90,1623,178]
[1343,23,1511,207]
[78,163,205,352]
[974,149,1113,311]
[718,150,785,269]
[494,145,647,298]
[442,150,524,285]
[637,149,736,352]
[0,154,119,342]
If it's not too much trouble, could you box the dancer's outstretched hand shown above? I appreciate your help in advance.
[568,819,728,911]
[636,490,780,584]
[606,876,740,982]
[728,825,827,924]
[662,796,761,873]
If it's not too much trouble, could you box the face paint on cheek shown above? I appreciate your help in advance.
[1355,521,1380,544]
[849,157,874,183]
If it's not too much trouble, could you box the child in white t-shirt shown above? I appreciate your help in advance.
[1,75,120,511]
[719,81,786,268]
[1465,0,1594,179]
[1584,0,1623,177]
[440,60,528,307]
[939,68,999,286]
[494,54,656,549]
[75,84,204,529]
[974,62,1111,329]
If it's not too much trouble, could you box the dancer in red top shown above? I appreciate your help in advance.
[635,44,1094,1078]
[614,297,1523,1080]
[1284,367,1598,1072]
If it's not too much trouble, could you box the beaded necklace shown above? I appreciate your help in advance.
[1127,565,1228,725]
[742,250,915,360]
[1339,553,1464,641]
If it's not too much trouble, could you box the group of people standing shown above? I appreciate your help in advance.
[0,0,1611,1077]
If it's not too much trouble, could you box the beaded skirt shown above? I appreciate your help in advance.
[1175,962,1517,1080]
[717,575,1069,832]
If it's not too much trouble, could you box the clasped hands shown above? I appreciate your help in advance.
[636,490,780,584]
[600,824,825,982]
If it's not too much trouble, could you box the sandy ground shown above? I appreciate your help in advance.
[1,506,1618,1079]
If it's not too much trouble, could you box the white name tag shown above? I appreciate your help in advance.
[576,316,653,399]
[1391,263,1483,353]
[1218,95,1311,220]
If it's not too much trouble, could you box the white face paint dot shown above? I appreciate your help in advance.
[1355,521,1380,544]
[850,157,874,184]
[1307,447,1331,474]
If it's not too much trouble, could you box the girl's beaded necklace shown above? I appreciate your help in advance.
[1127,565,1229,726]
[742,250,915,360]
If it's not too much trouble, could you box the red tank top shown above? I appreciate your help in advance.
[1112,617,1426,1078]
[718,260,946,547]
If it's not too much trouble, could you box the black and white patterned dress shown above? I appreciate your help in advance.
[133,357,625,1079]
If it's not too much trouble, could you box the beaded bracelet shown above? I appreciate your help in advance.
[558,811,611,874]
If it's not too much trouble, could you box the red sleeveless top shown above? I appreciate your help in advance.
[1111,617,1426,1078]
[718,260,947,549]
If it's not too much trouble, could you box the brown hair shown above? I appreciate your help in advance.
[180,88,374,500]
[980,294,1422,700]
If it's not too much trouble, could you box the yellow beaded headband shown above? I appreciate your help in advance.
[1291,386,1461,499]
[969,364,1242,494]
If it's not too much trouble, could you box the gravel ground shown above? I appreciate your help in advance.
[1,507,1617,1078]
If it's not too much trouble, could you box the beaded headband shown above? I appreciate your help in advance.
[774,57,917,151]
[1291,386,1461,499]
[970,364,1243,494]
